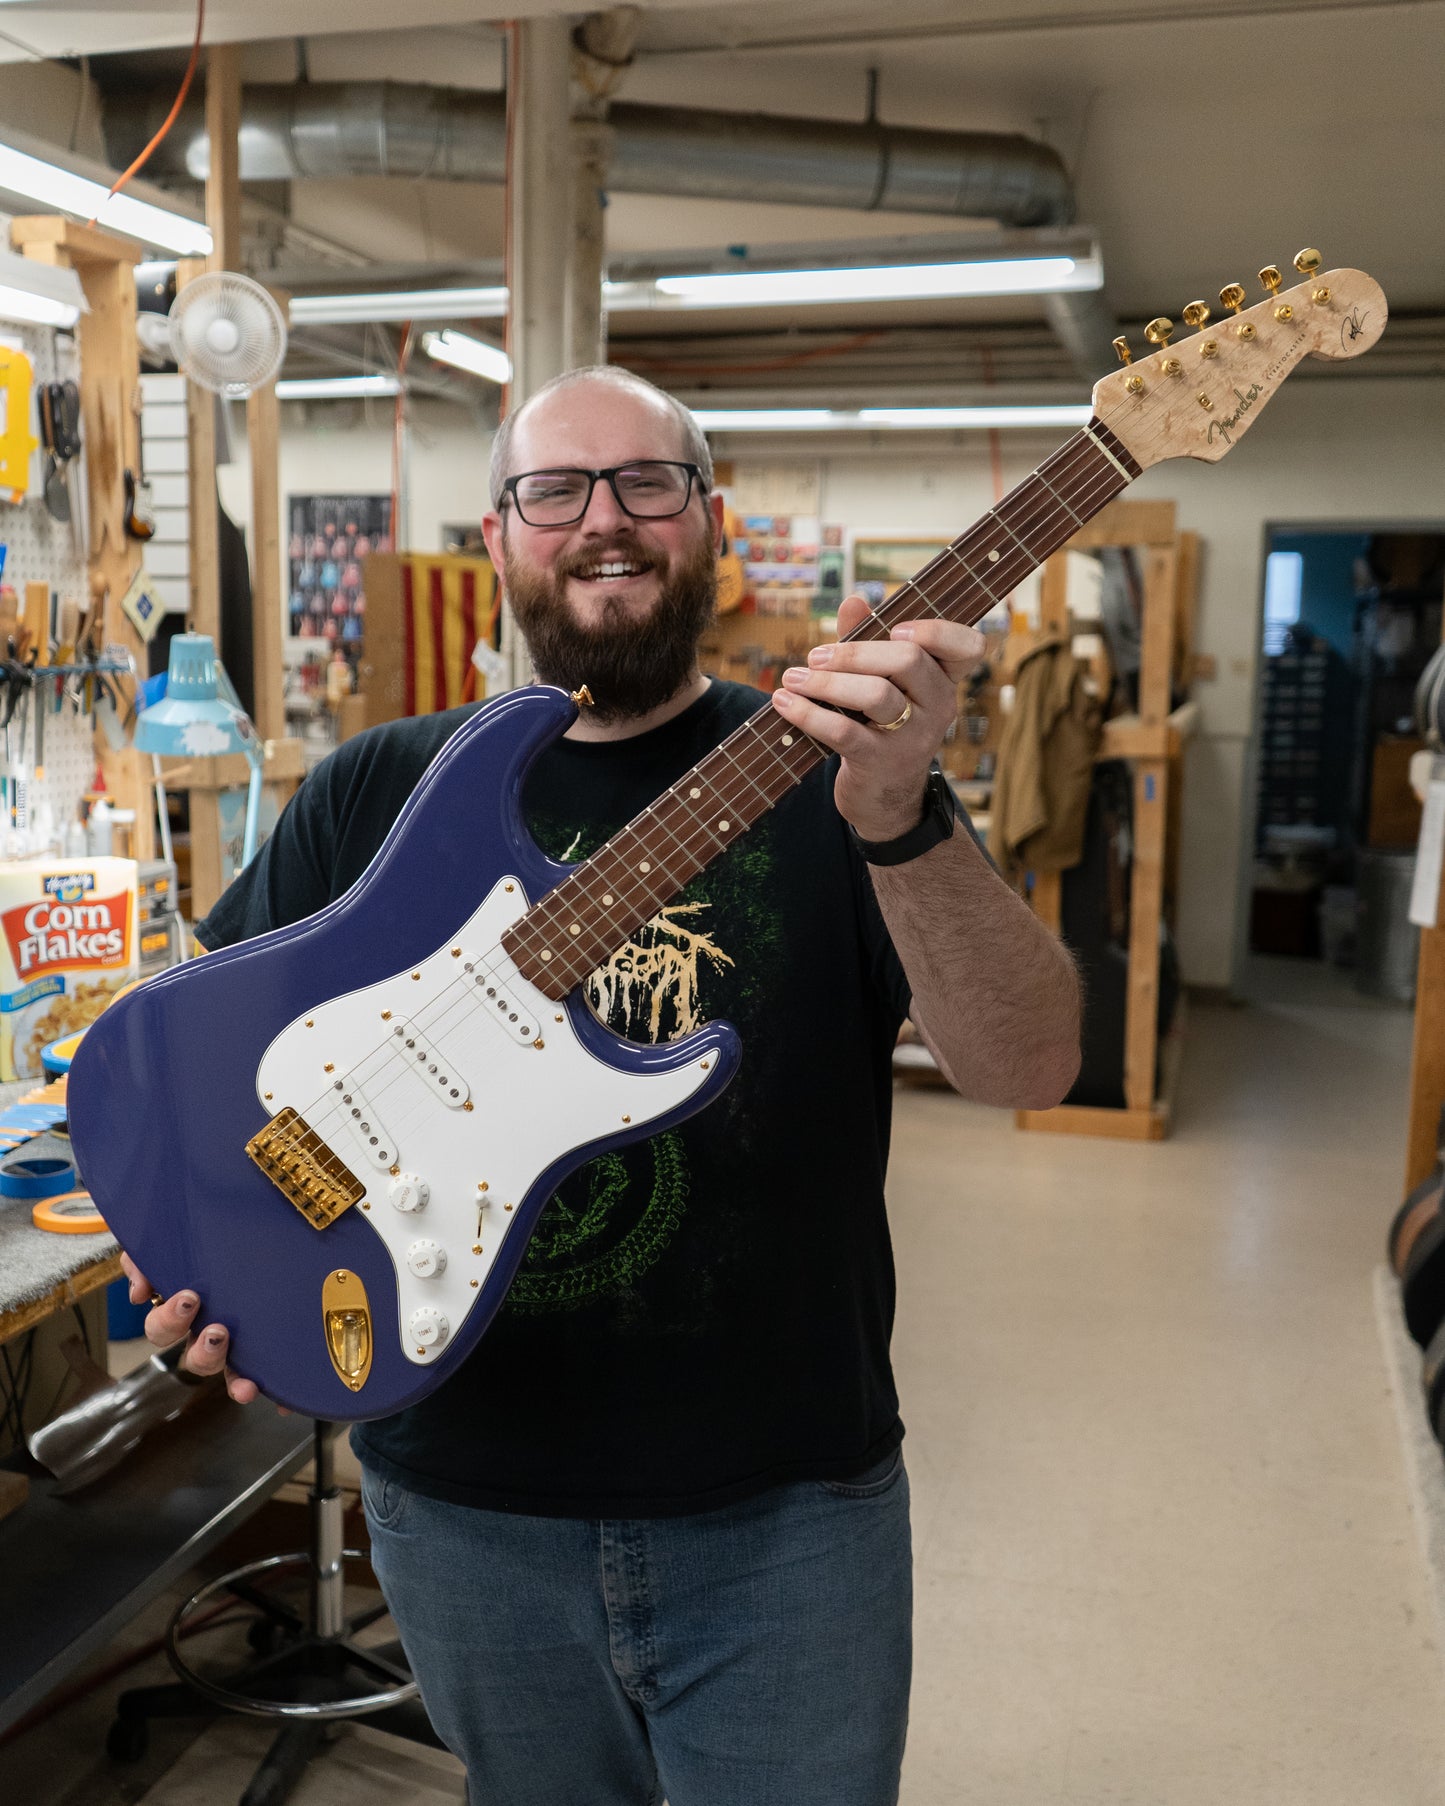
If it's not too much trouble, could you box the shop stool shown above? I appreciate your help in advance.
[106,1421,445,1806]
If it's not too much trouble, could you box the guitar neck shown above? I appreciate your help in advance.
[504,418,1141,998]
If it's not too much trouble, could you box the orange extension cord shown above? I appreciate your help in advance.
[90,0,206,222]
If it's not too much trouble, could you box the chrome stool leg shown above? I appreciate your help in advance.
[107,1423,443,1803]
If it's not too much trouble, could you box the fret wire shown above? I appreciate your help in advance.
[872,440,1128,633]
[514,717,824,982]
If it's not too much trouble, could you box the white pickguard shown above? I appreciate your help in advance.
[254,876,717,1365]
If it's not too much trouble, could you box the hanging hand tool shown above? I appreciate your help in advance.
[52,382,84,558]
[36,383,68,523]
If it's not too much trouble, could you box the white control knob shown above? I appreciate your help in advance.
[406,1239,447,1279]
[409,1307,449,1349]
[389,1173,429,1213]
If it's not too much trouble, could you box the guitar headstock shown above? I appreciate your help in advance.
[1093,250,1386,470]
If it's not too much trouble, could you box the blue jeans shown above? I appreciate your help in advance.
[361,1450,912,1806]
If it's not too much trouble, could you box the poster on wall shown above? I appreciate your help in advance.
[287,494,393,659]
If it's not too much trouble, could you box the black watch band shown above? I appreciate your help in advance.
[850,767,957,867]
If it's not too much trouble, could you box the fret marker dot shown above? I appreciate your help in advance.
[782,733,794,746]
[988,549,1000,563]
[540,951,553,962]
[689,787,701,798]
[639,862,651,873]
[569,924,581,935]
[602,894,613,906]
[717,820,730,832]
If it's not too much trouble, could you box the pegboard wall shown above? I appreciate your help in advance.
[0,320,124,850]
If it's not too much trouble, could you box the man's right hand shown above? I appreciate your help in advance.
[120,1251,261,1405]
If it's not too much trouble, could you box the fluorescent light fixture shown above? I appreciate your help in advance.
[689,405,1092,433]
[0,246,85,328]
[0,139,211,257]
[423,328,511,385]
[652,255,1102,310]
[858,405,1094,430]
[291,286,509,326]
[690,409,841,430]
[275,374,401,400]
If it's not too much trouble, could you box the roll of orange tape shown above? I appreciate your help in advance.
[32,1191,106,1233]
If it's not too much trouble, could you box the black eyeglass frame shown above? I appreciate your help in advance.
[498,461,707,527]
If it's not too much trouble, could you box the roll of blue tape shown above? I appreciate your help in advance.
[0,1142,76,1199]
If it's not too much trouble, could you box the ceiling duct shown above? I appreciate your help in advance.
[107,82,1114,372]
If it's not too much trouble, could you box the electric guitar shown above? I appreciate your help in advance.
[67,255,1386,1421]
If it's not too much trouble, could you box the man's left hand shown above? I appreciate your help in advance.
[771,593,986,842]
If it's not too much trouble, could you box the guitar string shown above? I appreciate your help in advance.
[306,431,1132,1132]
[283,434,1136,1154]
[510,438,1128,972]
[504,435,1133,979]
[288,435,1134,1157]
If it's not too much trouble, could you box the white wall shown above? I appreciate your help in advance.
[225,376,1445,989]
[219,392,496,558]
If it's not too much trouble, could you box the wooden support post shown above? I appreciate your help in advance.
[1121,544,1177,1113]
[176,258,220,642]
[246,374,284,741]
[1015,498,1190,1142]
[12,220,144,671]
[204,44,243,276]
[11,218,155,861]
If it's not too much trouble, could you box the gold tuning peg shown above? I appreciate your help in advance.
[1144,316,1174,348]
[1182,301,1211,331]
[1219,283,1246,314]
[1258,265,1283,296]
[1293,248,1322,276]
[1111,335,1133,366]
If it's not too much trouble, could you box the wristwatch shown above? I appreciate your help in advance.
[850,767,957,866]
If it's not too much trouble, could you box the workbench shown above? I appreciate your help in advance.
[0,1082,314,1739]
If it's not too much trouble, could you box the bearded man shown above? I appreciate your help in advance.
[128,366,1080,1806]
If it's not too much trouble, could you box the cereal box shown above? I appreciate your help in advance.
[0,858,139,1079]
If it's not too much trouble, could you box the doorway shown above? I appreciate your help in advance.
[1247,526,1444,998]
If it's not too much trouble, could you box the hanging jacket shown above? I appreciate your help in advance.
[988,633,1103,878]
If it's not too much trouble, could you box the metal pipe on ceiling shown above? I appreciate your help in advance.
[106,81,1113,372]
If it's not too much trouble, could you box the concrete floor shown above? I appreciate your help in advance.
[2,957,1441,1804]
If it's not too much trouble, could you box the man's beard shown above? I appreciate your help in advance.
[502,527,718,726]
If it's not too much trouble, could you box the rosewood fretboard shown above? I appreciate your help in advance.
[503,419,1141,999]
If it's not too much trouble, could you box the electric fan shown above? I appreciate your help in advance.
[161,271,287,398]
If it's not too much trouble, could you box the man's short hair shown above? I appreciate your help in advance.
[488,366,714,508]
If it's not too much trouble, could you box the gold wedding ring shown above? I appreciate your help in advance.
[874,702,912,733]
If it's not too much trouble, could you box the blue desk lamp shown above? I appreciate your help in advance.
[135,633,264,871]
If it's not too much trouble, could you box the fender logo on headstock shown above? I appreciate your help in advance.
[1206,383,1262,447]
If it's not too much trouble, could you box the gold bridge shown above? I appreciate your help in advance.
[246,1107,365,1229]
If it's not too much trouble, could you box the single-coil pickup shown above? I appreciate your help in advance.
[459,954,542,1047]
[390,1020,474,1108]
[327,1077,399,1169]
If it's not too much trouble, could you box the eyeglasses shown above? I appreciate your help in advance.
[499,461,704,527]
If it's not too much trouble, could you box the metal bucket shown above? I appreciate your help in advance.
[1355,849,1420,1004]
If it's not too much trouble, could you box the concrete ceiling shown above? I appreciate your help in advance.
[0,0,1439,394]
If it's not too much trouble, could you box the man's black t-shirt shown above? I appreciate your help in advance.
[199,681,913,1517]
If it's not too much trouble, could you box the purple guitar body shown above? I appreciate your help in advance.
[68,687,741,1421]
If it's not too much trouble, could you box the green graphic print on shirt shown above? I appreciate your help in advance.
[505,811,782,1317]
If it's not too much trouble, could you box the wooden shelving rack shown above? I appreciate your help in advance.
[1016,498,1199,1142]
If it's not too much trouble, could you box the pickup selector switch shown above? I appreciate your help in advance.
[406,1239,447,1279]
[409,1307,449,1349]
[389,1173,429,1213]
